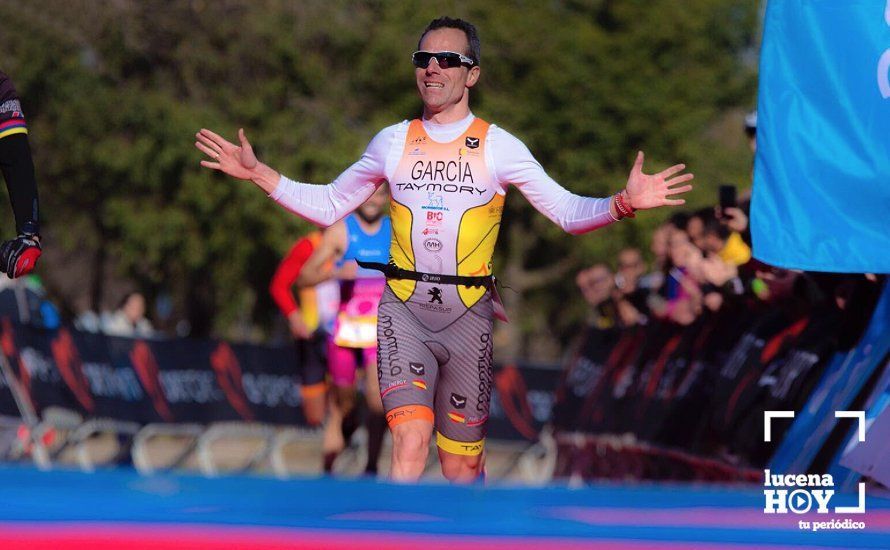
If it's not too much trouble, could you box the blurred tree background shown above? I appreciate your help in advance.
[0,0,759,359]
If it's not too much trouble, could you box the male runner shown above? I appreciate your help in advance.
[298,185,390,475]
[196,17,692,483]
[269,230,340,426]
[0,71,41,278]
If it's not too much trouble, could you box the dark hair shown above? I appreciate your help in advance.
[697,208,731,241]
[668,212,690,231]
[419,16,481,66]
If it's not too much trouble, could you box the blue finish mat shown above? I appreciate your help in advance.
[0,466,887,548]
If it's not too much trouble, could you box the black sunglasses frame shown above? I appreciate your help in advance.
[412,51,475,70]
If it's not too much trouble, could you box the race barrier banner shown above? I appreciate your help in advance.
[0,320,306,426]
[0,318,557,442]
[835,363,890,490]
[554,279,889,481]
[830,349,890,489]
[2,279,885,467]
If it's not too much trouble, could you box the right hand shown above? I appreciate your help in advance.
[717,206,749,233]
[195,128,259,181]
[287,311,311,340]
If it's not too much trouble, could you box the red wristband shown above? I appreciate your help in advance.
[615,191,636,219]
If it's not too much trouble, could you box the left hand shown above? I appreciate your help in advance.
[624,151,694,210]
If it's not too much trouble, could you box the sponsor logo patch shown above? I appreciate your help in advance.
[428,287,444,304]
[450,393,467,409]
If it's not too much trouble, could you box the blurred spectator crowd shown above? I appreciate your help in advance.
[576,197,769,331]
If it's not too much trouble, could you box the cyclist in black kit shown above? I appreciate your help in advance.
[0,71,41,278]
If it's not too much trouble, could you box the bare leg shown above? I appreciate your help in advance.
[322,385,357,472]
[438,447,486,484]
[300,385,327,427]
[364,361,386,475]
[389,419,433,482]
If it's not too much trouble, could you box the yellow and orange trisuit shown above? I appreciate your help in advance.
[270,113,616,455]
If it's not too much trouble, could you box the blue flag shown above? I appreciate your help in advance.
[751,1,890,273]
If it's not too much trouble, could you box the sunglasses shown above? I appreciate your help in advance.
[412,51,475,69]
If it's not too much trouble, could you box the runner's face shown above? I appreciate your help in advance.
[650,225,670,263]
[416,28,479,115]
[686,217,705,250]
[357,185,389,223]
[669,232,694,267]
[576,266,613,306]
[618,250,645,285]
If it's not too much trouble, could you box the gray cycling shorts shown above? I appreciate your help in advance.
[377,282,494,456]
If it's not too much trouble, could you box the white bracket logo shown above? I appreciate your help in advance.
[834,410,866,442]
[764,410,795,442]
[763,410,865,443]
[835,481,867,514]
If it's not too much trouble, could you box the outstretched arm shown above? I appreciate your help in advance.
[491,130,615,234]
[195,127,388,227]
[491,129,692,234]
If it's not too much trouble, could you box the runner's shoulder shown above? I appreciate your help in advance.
[372,120,411,142]
[482,123,535,165]
[365,120,410,157]
[485,123,525,146]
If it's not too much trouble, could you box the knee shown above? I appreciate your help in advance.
[441,453,482,483]
[392,427,430,463]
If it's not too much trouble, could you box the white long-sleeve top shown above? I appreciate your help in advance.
[270,112,616,234]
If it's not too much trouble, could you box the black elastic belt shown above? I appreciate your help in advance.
[357,261,493,289]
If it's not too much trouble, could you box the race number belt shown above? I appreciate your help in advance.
[356,261,493,289]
